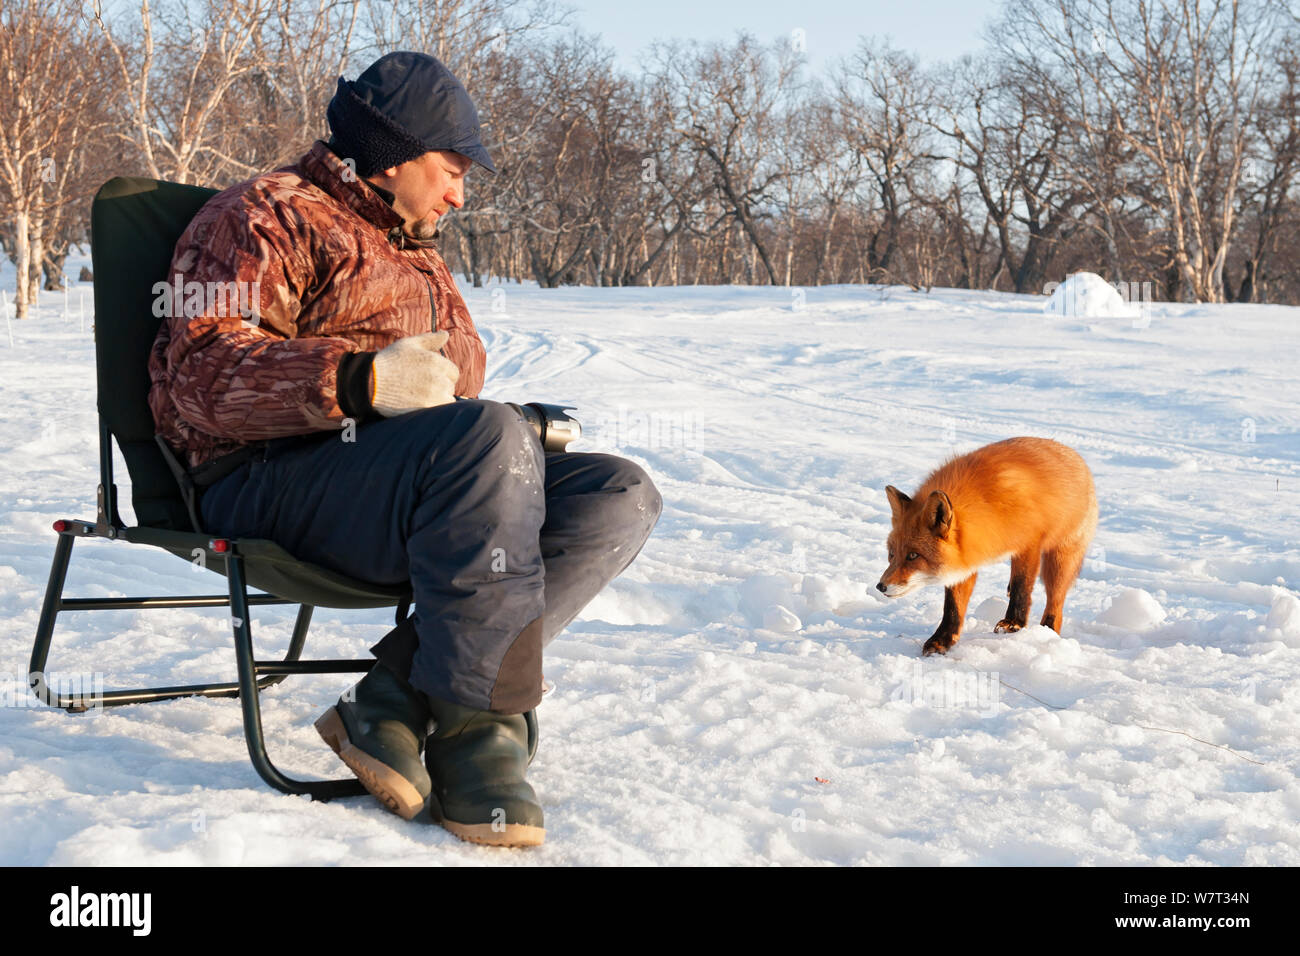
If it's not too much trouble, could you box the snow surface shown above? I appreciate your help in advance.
[2,258,1298,866]
[1044,271,1141,320]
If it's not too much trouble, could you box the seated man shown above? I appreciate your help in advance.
[147,51,661,848]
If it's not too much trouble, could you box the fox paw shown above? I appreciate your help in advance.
[994,619,1024,633]
[922,634,956,656]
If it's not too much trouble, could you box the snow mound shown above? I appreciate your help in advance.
[1098,588,1168,630]
[737,573,798,622]
[762,604,803,632]
[800,574,877,616]
[1266,590,1300,646]
[971,596,1007,623]
[1044,272,1138,318]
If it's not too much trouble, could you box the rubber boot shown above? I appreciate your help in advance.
[423,697,545,847]
[315,661,433,820]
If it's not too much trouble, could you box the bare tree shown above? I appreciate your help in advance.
[929,55,1083,294]
[1009,0,1286,302]
[649,34,801,285]
[0,0,107,316]
[786,94,860,285]
[601,82,693,287]
[363,0,567,86]
[238,0,360,171]
[494,36,630,287]
[835,41,938,285]
[90,0,277,184]
[6,0,1299,302]
[1228,41,1299,301]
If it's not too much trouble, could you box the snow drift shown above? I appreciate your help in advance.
[1044,272,1141,320]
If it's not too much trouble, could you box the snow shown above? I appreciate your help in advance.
[1266,591,1300,646]
[1044,271,1141,319]
[2,256,1299,865]
[1098,588,1168,630]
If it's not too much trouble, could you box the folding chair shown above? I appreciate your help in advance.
[29,177,412,800]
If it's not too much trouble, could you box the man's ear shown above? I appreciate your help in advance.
[925,490,954,538]
[885,485,911,521]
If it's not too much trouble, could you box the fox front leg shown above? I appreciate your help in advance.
[922,573,977,656]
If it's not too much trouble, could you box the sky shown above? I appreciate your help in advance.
[565,0,1007,74]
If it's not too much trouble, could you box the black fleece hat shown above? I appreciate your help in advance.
[327,51,497,178]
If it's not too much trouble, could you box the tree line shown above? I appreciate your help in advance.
[2,0,1297,319]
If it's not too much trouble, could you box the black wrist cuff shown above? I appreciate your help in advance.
[337,351,379,422]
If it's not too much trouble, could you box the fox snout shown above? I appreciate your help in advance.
[876,568,915,598]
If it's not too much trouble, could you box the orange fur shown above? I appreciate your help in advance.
[876,437,1098,656]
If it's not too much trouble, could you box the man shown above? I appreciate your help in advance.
[147,51,662,848]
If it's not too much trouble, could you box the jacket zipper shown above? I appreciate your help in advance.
[422,274,439,334]
[396,230,454,373]
[421,272,458,397]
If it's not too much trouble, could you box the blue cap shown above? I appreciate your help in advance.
[327,51,497,176]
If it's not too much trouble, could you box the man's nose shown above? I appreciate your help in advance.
[445,183,464,208]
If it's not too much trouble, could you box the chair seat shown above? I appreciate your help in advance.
[123,526,410,609]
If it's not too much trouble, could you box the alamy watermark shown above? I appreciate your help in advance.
[587,404,705,452]
[889,661,1000,718]
[49,886,150,936]
[152,273,261,325]
[3,672,104,713]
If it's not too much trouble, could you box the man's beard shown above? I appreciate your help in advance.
[405,216,440,241]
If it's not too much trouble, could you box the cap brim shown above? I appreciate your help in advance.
[435,140,497,175]
[455,142,497,174]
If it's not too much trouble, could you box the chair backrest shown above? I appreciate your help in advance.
[91,177,218,531]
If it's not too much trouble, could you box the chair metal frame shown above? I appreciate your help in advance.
[29,423,414,801]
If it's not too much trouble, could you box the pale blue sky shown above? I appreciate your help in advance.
[566,0,1006,72]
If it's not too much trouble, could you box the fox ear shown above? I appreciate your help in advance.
[925,490,954,538]
[885,485,911,519]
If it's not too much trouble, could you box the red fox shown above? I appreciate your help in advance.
[876,437,1098,656]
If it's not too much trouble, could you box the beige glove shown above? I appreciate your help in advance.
[370,331,460,417]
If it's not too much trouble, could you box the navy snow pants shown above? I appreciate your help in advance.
[199,400,662,713]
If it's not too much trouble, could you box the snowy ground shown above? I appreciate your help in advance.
[1,258,1298,865]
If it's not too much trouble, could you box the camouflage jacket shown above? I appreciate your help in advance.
[147,140,487,470]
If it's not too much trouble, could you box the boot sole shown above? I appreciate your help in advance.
[426,792,545,847]
[314,706,426,821]
[439,819,546,848]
